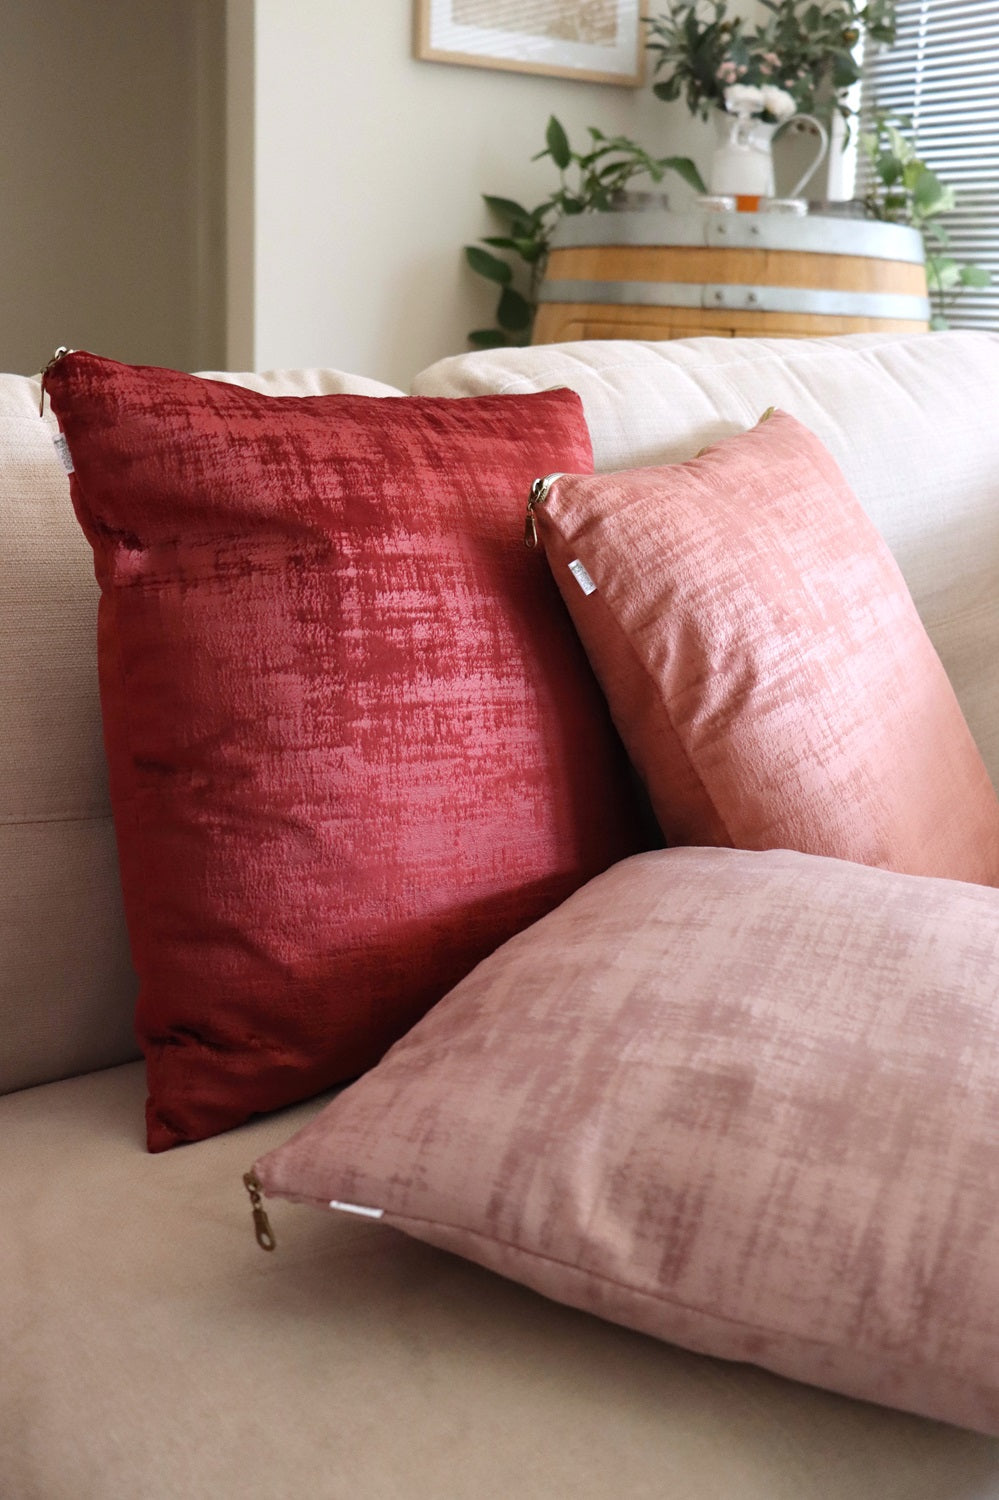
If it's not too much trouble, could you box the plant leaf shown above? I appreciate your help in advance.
[465,245,512,284]
[876,153,902,186]
[468,328,510,348]
[911,166,947,212]
[482,194,532,224]
[832,50,860,89]
[661,155,708,194]
[928,256,961,290]
[546,115,572,171]
[497,286,533,333]
[961,264,992,287]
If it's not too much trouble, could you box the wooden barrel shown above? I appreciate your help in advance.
[532,210,929,344]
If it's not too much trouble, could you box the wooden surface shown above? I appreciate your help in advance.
[533,239,930,343]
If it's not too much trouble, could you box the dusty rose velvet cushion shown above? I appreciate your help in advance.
[46,351,642,1151]
[254,846,999,1436]
[532,410,999,884]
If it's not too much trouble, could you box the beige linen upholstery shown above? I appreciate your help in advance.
[0,373,137,1093]
[3,1063,999,1500]
[414,332,999,789]
[0,365,403,1096]
[196,366,405,398]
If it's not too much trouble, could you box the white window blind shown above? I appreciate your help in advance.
[860,0,999,329]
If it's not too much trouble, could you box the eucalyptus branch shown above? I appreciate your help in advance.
[646,1,897,123]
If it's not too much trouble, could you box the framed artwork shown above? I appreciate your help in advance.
[414,1,646,86]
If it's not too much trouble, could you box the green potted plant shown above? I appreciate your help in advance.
[464,116,705,348]
[858,113,990,329]
[646,2,896,203]
[645,0,897,123]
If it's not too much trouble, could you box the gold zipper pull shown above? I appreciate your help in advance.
[524,472,566,550]
[243,1170,276,1252]
[39,346,72,416]
[758,405,777,423]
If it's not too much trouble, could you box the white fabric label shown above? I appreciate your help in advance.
[329,1199,385,1220]
[53,432,74,473]
[568,558,596,596]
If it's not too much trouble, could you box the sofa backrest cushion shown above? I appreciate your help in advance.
[413,332,999,791]
[1,364,405,1097]
[1,373,138,1094]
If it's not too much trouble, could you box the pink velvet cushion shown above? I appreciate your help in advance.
[46,351,643,1151]
[531,410,999,884]
[254,846,999,1437]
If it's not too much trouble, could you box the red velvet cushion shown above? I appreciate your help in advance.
[47,353,642,1151]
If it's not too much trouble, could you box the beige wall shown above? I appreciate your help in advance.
[2,3,799,386]
[229,0,709,387]
[1,0,226,376]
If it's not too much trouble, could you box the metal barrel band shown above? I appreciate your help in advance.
[537,278,931,323]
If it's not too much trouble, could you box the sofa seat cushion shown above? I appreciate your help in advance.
[413,331,999,791]
[3,1062,998,1500]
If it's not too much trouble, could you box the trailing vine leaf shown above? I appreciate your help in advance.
[860,111,990,329]
[546,116,572,170]
[482,195,532,224]
[464,246,512,284]
[463,116,704,348]
[663,155,711,194]
[497,286,533,332]
[468,329,511,348]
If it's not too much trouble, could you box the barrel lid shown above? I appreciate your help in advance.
[548,209,925,264]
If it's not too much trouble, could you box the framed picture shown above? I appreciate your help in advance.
[414,1,646,86]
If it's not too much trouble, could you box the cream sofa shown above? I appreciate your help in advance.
[5,332,999,1499]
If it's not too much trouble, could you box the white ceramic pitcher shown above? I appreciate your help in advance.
[708,108,829,202]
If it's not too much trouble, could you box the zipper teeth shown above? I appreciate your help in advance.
[524,472,567,550]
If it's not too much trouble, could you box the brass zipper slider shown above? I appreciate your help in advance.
[524,472,566,550]
[243,1170,276,1252]
[39,346,73,416]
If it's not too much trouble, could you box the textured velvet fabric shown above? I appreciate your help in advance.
[46,351,642,1151]
[2,364,401,1098]
[533,410,999,883]
[256,846,999,1438]
[415,331,999,792]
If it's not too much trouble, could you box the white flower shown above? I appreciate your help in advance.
[760,84,797,120]
[724,84,764,116]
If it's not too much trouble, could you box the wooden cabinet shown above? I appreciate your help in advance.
[532,210,929,344]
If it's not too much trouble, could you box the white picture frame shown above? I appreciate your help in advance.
[414,0,646,87]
